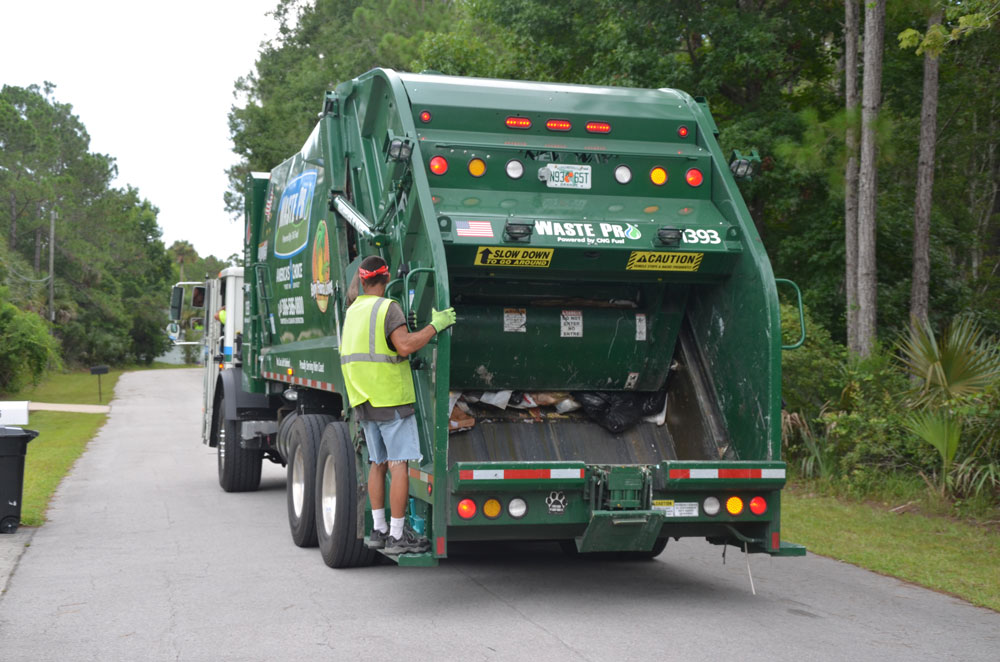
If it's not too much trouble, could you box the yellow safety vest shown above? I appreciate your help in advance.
[340,295,415,408]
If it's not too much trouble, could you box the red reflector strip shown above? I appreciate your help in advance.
[546,119,572,132]
[505,116,532,129]
[261,371,336,393]
[772,532,780,549]
[668,468,785,479]
[459,468,584,480]
[585,121,611,134]
[408,466,433,484]
[436,536,445,556]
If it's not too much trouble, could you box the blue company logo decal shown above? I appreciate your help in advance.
[274,170,317,258]
[625,223,641,240]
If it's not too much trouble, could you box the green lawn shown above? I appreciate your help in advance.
[783,490,1000,612]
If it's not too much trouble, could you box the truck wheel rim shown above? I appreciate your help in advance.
[291,446,305,517]
[218,418,226,469]
[321,456,337,535]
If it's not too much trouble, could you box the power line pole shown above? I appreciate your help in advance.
[49,208,55,323]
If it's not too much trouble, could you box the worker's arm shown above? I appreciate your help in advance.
[389,324,437,357]
[388,307,456,357]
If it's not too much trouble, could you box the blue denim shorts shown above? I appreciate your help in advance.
[362,411,422,465]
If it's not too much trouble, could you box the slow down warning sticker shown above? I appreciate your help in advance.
[626,251,703,272]
[475,246,553,268]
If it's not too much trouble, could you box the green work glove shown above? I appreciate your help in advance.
[430,307,456,333]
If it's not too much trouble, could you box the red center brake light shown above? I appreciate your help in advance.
[685,168,704,187]
[585,121,611,134]
[546,119,572,132]
[506,116,532,130]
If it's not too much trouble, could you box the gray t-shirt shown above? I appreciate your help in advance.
[355,299,415,421]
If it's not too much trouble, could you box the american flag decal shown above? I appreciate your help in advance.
[455,220,494,237]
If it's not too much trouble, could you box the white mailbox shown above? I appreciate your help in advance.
[0,401,29,426]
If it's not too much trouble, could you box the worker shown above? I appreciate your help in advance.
[340,255,456,555]
[214,306,227,325]
[214,306,227,354]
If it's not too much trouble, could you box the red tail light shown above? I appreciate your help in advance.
[750,496,768,515]
[546,119,572,132]
[457,498,477,519]
[419,110,432,123]
[585,121,611,134]
[505,116,532,129]
[429,156,448,175]
[685,168,704,187]
[677,125,689,138]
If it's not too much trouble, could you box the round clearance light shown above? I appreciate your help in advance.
[419,110,432,123]
[725,496,744,516]
[505,116,532,130]
[643,205,660,214]
[703,496,721,516]
[505,159,525,180]
[483,498,502,519]
[546,119,572,132]
[468,158,487,178]
[685,168,704,187]
[677,125,689,138]
[508,498,528,519]
[457,498,477,519]
[750,496,768,515]
[429,156,449,175]
[614,165,632,184]
[585,121,612,134]
[650,167,668,186]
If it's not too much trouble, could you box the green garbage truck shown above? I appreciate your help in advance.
[205,68,806,567]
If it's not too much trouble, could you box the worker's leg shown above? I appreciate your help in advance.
[368,461,388,510]
[388,461,409,518]
[362,419,389,527]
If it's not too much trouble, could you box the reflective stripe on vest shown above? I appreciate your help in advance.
[340,298,405,365]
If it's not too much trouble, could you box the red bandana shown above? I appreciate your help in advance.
[359,264,389,280]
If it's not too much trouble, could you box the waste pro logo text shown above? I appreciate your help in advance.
[533,220,641,245]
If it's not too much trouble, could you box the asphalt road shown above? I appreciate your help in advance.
[0,369,997,661]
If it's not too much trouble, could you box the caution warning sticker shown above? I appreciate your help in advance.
[475,246,553,268]
[626,251,704,272]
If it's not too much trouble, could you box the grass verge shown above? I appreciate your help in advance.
[783,487,1000,612]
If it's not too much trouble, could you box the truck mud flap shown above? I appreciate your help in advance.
[573,510,665,553]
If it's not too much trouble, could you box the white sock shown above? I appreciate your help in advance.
[390,516,405,540]
[372,508,387,533]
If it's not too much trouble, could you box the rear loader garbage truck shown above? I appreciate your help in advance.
[183,68,807,567]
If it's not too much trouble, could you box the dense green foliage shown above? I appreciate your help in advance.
[1,83,175,384]
[226,1,1000,507]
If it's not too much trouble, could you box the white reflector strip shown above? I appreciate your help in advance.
[761,469,786,479]
[472,469,505,480]
[689,469,719,479]
[549,468,584,479]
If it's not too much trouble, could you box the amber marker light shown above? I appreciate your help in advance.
[686,168,704,187]
[726,496,744,516]
[429,156,449,175]
[483,498,502,519]
[750,496,768,515]
[468,158,487,177]
[287,368,294,376]
[650,167,668,186]
[457,498,477,519]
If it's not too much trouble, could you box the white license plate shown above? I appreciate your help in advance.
[544,164,591,189]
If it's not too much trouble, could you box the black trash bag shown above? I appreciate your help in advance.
[572,391,643,434]
[639,389,667,416]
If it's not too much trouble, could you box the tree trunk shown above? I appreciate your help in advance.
[844,0,861,354]
[909,11,942,328]
[34,227,42,274]
[856,0,885,357]
[8,192,16,249]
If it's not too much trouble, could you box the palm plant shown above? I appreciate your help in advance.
[896,316,1000,496]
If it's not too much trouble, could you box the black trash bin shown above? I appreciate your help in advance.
[0,426,39,533]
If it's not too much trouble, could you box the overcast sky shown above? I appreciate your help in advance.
[1,0,281,259]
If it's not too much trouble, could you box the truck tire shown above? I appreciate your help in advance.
[316,422,376,568]
[216,394,263,493]
[286,414,333,547]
